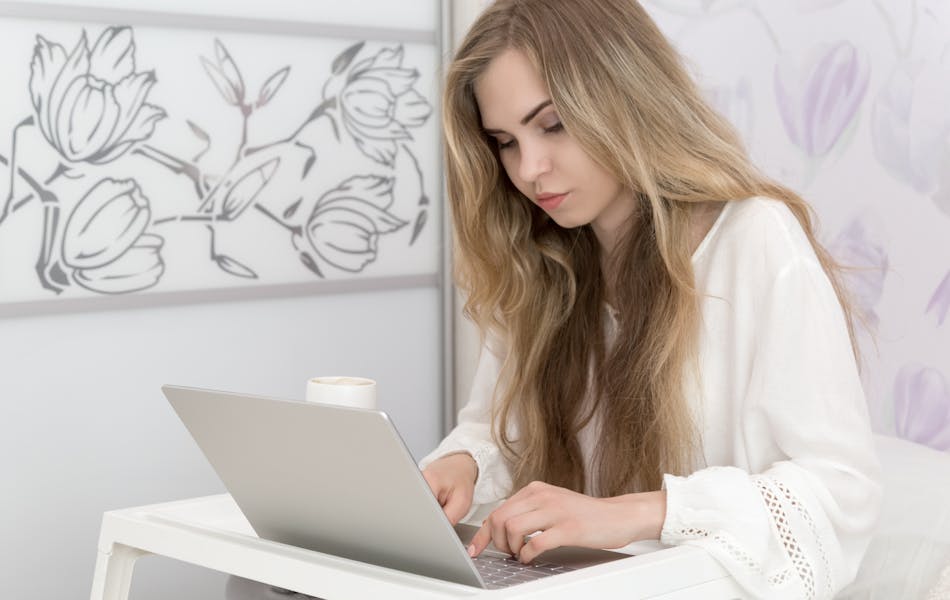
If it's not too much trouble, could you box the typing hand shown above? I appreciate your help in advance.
[467,481,666,564]
[421,453,478,525]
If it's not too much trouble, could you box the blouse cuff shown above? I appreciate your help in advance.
[660,472,707,545]
[418,439,511,506]
[659,467,770,550]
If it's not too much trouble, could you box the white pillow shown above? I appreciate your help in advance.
[838,435,950,599]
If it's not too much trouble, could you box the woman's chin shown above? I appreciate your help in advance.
[548,213,589,230]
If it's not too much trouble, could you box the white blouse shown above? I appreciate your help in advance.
[420,197,881,599]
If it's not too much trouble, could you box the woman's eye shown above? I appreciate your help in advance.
[543,122,564,134]
[497,138,516,150]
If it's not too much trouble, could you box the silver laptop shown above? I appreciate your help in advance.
[163,384,628,589]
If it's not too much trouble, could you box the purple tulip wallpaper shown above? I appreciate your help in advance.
[645,0,950,452]
[0,22,438,302]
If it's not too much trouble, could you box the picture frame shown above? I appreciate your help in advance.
[0,0,444,316]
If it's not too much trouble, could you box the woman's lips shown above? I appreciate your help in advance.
[536,192,567,210]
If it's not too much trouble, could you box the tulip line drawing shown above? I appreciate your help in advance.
[199,39,292,169]
[872,0,918,59]
[867,2,950,205]
[0,153,76,222]
[893,364,950,451]
[134,143,207,199]
[0,152,70,293]
[742,3,780,52]
[62,178,166,294]
[1,25,433,301]
[1,116,35,226]
[153,39,433,276]
[775,40,870,166]
[0,26,168,296]
[828,219,889,330]
[29,28,167,165]
[644,0,780,51]
[401,141,429,244]
[926,270,950,326]
[642,0,745,18]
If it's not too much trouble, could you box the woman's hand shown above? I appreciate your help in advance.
[468,481,667,563]
[421,453,479,525]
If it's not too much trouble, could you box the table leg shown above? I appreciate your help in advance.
[90,542,151,600]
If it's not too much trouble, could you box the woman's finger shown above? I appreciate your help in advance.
[504,510,552,558]
[489,510,513,555]
[421,470,447,503]
[468,519,492,557]
[518,527,565,564]
[441,488,471,525]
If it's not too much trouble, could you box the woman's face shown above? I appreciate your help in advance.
[474,48,636,247]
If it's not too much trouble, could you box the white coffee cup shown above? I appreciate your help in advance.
[305,376,377,409]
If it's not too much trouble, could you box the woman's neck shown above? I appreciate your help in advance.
[598,200,726,306]
[591,192,639,257]
[689,201,725,252]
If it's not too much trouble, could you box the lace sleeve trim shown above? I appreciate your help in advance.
[752,475,833,600]
[662,472,834,598]
[666,524,795,590]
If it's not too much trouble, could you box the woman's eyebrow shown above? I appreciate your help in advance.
[483,99,553,134]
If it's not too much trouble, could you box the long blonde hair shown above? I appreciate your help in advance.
[443,0,856,496]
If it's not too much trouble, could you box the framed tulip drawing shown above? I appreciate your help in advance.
[0,3,441,314]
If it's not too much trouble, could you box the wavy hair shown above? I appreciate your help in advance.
[443,0,857,496]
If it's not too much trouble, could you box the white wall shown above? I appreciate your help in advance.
[0,287,442,599]
[0,1,447,598]
[642,0,950,450]
[449,1,489,416]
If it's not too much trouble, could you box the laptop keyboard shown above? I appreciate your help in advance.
[472,553,576,589]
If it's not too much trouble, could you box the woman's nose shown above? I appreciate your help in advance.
[517,140,552,183]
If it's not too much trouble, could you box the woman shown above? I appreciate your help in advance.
[420,1,881,598]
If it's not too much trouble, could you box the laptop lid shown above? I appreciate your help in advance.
[163,384,485,587]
